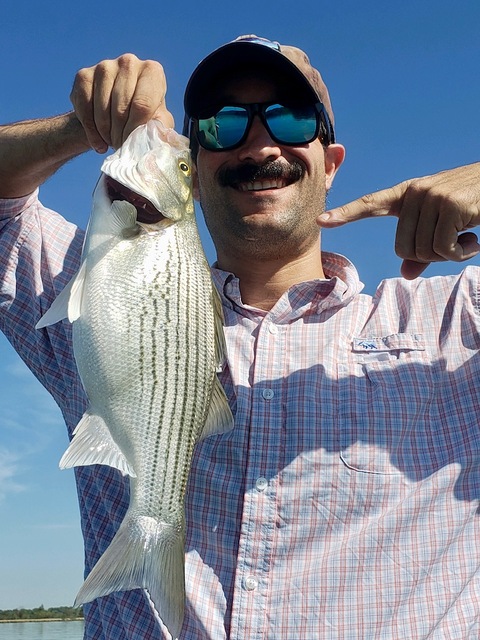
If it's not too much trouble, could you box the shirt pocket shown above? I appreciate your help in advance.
[338,333,433,475]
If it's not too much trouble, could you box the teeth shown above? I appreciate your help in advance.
[238,179,286,192]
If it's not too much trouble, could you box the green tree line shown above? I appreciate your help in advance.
[0,605,83,621]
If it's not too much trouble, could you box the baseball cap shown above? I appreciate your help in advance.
[183,35,335,141]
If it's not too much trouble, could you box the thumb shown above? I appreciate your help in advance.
[400,259,430,280]
[319,181,409,228]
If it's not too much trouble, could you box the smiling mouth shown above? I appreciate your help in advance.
[236,179,289,192]
[105,175,165,223]
[221,161,304,193]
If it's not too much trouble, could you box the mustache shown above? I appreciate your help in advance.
[218,161,304,187]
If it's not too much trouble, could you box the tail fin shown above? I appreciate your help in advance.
[75,516,185,640]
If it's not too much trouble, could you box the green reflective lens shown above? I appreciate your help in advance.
[217,107,250,148]
[264,104,317,143]
[196,102,325,151]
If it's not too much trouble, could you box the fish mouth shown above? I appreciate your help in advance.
[105,175,166,224]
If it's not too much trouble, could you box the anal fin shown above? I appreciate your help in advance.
[60,410,136,477]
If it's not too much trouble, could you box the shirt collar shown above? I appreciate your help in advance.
[211,251,364,321]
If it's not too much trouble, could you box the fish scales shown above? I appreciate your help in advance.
[75,222,214,518]
[36,121,233,640]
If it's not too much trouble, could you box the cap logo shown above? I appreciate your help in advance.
[233,35,281,51]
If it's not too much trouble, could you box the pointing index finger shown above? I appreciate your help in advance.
[319,180,410,228]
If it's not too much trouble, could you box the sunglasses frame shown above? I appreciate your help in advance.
[187,101,335,152]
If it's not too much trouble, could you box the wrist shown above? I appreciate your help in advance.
[49,112,92,156]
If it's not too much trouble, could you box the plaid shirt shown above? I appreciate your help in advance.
[2,191,480,639]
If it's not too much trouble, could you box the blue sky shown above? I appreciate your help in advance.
[0,0,479,609]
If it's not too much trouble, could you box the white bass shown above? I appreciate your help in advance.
[36,120,234,640]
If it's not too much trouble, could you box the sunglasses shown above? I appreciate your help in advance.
[189,101,335,152]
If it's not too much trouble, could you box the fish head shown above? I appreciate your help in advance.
[101,120,194,225]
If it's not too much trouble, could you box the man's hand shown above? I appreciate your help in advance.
[71,54,175,153]
[319,162,480,279]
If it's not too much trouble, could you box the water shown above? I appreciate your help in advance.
[0,620,84,640]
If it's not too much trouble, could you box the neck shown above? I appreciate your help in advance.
[216,241,326,311]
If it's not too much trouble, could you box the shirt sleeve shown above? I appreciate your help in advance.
[0,191,85,415]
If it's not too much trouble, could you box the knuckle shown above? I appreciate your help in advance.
[359,192,377,208]
[435,191,457,209]
[405,178,426,195]
[416,248,435,263]
[431,240,457,262]
[70,69,93,101]
[130,94,155,117]
[93,60,116,82]
[74,66,94,84]
[143,59,166,78]
[405,178,446,207]
[87,57,126,84]
[112,97,131,120]
[116,53,140,71]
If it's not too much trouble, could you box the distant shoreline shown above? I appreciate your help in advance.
[0,618,84,624]
[0,605,83,623]
[0,617,84,623]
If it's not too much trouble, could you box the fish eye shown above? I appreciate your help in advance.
[178,161,190,175]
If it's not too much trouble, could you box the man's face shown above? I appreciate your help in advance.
[193,73,344,265]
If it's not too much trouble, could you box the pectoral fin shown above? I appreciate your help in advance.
[212,285,228,371]
[109,199,138,234]
[196,284,234,440]
[199,377,234,440]
[35,261,87,329]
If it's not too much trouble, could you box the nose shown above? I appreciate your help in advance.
[237,115,282,163]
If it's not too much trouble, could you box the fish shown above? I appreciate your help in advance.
[36,120,234,640]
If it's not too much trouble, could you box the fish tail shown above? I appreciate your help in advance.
[75,515,185,639]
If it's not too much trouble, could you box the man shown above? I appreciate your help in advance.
[1,35,480,639]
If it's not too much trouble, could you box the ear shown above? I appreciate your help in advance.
[324,144,345,191]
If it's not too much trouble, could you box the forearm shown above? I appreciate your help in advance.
[0,112,91,198]
[0,191,84,405]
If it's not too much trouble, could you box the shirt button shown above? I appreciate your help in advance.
[262,388,274,400]
[255,477,268,492]
[243,576,258,591]
[268,323,278,334]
